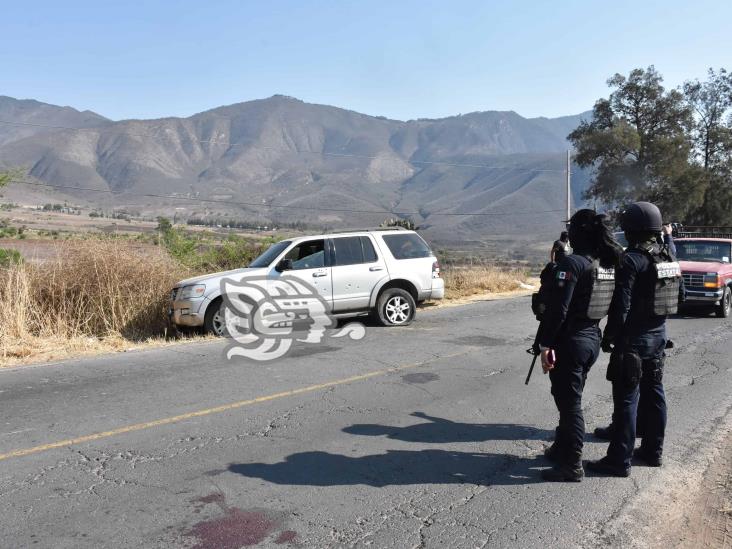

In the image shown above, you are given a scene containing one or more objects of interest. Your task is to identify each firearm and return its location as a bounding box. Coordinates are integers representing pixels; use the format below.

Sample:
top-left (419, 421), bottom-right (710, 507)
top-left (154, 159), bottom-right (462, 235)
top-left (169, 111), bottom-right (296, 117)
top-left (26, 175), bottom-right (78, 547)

top-left (525, 330), bottom-right (541, 385)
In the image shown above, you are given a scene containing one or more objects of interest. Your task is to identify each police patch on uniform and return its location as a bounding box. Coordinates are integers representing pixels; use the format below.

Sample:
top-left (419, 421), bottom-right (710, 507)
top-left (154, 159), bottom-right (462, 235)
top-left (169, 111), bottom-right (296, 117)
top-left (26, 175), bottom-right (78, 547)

top-left (556, 271), bottom-right (571, 280)
top-left (655, 262), bottom-right (681, 279)
top-left (596, 267), bottom-right (615, 280)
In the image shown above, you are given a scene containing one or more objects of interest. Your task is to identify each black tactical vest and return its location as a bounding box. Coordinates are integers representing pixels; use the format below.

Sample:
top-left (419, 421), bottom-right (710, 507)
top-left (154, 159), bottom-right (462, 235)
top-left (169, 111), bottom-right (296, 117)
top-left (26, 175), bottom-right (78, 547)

top-left (585, 259), bottom-right (615, 320)
top-left (632, 245), bottom-right (681, 316)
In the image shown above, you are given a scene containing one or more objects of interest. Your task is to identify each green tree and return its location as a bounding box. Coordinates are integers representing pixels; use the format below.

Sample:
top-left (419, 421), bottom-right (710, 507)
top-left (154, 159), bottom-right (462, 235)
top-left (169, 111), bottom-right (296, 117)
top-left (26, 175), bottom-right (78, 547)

top-left (569, 66), bottom-right (701, 220)
top-left (682, 69), bottom-right (732, 225)
top-left (383, 217), bottom-right (417, 230)
top-left (156, 216), bottom-right (173, 233)
top-left (683, 68), bottom-right (732, 170)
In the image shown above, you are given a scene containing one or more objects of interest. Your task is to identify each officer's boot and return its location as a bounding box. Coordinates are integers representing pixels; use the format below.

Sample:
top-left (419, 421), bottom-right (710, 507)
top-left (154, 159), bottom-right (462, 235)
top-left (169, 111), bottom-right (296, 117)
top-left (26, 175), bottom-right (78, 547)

top-left (543, 442), bottom-right (562, 463)
top-left (544, 427), bottom-right (564, 463)
top-left (541, 450), bottom-right (584, 482)
top-left (633, 447), bottom-right (662, 467)
top-left (593, 424), bottom-right (614, 440)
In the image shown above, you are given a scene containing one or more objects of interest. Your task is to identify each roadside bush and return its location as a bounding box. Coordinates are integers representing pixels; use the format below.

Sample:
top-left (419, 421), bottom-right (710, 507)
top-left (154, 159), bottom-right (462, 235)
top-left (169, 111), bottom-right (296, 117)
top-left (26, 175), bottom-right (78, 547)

top-left (198, 235), bottom-right (274, 271)
top-left (0, 248), bottom-right (22, 267)
top-left (0, 241), bottom-right (185, 347)
top-left (442, 266), bottom-right (529, 298)
top-left (159, 225), bottom-right (272, 271)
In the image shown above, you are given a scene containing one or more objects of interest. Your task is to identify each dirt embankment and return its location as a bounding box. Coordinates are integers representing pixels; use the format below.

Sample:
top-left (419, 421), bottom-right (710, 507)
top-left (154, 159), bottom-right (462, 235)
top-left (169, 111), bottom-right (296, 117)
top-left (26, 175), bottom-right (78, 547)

top-left (673, 430), bottom-right (732, 547)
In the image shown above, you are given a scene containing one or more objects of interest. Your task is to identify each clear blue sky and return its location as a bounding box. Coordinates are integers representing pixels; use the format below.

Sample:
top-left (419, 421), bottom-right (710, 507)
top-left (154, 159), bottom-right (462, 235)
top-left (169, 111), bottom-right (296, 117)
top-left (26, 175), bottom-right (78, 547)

top-left (3, 0), bottom-right (731, 121)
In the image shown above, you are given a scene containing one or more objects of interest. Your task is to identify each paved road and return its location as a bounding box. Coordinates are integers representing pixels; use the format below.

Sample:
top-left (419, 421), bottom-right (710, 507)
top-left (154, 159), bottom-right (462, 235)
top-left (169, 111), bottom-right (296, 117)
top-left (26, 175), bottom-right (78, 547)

top-left (1, 297), bottom-right (731, 548)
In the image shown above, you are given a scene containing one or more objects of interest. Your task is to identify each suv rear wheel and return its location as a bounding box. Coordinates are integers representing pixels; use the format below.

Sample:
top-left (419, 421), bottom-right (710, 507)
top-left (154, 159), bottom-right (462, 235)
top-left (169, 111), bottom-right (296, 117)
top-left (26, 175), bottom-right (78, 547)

top-left (376, 288), bottom-right (416, 326)
top-left (716, 287), bottom-right (731, 318)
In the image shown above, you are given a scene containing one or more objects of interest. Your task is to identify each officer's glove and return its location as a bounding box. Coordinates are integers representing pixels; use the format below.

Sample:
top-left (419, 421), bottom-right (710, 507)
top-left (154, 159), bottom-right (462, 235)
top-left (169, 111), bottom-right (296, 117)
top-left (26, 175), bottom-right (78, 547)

top-left (601, 336), bottom-right (614, 353)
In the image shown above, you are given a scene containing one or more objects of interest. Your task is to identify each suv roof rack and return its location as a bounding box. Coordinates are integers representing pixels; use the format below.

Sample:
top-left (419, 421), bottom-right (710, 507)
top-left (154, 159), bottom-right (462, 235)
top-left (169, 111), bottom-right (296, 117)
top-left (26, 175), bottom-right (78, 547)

top-left (322, 226), bottom-right (410, 234)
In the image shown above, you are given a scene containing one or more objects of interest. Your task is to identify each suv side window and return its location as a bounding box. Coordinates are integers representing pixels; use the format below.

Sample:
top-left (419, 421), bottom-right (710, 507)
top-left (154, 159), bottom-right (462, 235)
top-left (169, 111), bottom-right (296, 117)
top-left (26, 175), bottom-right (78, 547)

top-left (284, 239), bottom-right (325, 269)
top-left (382, 233), bottom-right (432, 259)
top-left (333, 236), bottom-right (366, 266)
top-left (361, 236), bottom-right (378, 262)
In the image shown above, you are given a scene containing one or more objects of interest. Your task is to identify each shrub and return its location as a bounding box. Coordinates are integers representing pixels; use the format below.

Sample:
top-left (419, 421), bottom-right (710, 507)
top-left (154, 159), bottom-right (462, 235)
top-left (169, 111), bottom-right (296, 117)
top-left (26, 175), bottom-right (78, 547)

top-left (0, 240), bottom-right (185, 345)
top-left (442, 266), bottom-right (529, 298)
top-left (0, 248), bottom-right (22, 267)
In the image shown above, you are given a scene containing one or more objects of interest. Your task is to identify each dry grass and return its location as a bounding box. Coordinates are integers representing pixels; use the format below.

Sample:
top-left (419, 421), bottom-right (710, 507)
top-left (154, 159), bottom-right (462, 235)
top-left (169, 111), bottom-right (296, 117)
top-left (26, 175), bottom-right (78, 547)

top-left (0, 240), bottom-right (187, 367)
top-left (0, 244), bottom-right (534, 367)
top-left (442, 265), bottom-right (531, 299)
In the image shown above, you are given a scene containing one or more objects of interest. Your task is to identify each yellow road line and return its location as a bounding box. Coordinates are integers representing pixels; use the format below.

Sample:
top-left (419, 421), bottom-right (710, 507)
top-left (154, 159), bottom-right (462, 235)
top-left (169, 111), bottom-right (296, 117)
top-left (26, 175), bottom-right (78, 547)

top-left (0, 350), bottom-right (471, 462)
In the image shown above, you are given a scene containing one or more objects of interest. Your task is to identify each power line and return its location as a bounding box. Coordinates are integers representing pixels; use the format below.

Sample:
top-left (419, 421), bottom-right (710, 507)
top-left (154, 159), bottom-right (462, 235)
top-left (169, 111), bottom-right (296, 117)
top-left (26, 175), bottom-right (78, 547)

top-left (7, 179), bottom-right (566, 217)
top-left (0, 118), bottom-right (571, 174)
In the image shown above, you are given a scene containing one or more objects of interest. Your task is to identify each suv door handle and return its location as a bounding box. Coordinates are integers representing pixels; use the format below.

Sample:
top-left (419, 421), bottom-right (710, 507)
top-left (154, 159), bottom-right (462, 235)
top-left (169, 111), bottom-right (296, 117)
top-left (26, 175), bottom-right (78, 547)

top-left (312, 271), bottom-right (327, 277)
top-left (369, 266), bottom-right (384, 271)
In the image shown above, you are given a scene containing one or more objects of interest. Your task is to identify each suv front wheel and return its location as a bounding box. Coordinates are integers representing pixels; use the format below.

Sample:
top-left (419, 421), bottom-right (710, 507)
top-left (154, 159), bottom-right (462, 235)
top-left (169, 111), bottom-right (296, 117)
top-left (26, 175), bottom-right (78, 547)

top-left (716, 287), bottom-right (731, 318)
top-left (376, 288), bottom-right (416, 326)
top-left (204, 298), bottom-right (229, 336)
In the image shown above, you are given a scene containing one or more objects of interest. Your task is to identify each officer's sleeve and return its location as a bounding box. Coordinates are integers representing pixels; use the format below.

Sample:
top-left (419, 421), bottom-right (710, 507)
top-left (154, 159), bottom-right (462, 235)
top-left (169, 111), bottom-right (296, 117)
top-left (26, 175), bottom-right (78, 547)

top-left (538, 257), bottom-right (581, 348)
top-left (603, 254), bottom-right (638, 343)
top-left (664, 234), bottom-right (677, 258)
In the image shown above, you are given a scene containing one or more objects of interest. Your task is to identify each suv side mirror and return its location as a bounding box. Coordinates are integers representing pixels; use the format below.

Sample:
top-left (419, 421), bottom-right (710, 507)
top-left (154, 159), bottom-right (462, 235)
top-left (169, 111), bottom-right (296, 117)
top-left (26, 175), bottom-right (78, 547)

top-left (275, 258), bottom-right (293, 272)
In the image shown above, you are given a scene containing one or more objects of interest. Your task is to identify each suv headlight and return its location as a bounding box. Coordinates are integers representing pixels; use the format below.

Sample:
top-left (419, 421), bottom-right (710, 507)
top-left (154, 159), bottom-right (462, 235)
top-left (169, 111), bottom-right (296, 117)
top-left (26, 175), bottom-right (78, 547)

top-left (179, 284), bottom-right (206, 299)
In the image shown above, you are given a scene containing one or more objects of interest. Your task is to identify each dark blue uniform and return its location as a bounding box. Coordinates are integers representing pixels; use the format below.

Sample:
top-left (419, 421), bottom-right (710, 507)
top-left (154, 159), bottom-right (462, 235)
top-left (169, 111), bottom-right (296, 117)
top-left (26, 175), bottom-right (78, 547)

top-left (538, 254), bottom-right (601, 464)
top-left (602, 242), bottom-right (669, 468)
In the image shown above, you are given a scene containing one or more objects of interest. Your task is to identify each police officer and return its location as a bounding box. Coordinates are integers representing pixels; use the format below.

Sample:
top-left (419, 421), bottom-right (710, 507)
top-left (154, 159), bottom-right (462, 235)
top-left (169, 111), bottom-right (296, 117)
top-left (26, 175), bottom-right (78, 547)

top-left (593, 221), bottom-right (677, 442)
top-left (587, 202), bottom-right (680, 476)
top-left (538, 209), bottom-right (623, 482)
top-left (551, 231), bottom-right (570, 263)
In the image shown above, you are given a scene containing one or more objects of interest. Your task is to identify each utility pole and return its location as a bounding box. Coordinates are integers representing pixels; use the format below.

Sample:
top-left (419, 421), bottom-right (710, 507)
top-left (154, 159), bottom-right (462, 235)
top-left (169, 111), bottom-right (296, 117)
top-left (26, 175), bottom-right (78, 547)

top-left (566, 150), bottom-right (571, 222)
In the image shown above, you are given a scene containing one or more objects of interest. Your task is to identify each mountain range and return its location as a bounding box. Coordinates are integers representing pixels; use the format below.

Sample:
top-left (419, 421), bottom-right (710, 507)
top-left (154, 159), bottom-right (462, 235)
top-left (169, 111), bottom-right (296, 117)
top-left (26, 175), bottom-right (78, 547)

top-left (0, 94), bottom-right (591, 247)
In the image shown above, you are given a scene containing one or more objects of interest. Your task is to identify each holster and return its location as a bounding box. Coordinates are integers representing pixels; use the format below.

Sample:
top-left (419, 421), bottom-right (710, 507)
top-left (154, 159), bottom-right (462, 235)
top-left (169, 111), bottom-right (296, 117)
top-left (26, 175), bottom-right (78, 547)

top-left (606, 350), bottom-right (622, 382)
top-left (610, 350), bottom-right (642, 389)
top-left (642, 356), bottom-right (665, 383)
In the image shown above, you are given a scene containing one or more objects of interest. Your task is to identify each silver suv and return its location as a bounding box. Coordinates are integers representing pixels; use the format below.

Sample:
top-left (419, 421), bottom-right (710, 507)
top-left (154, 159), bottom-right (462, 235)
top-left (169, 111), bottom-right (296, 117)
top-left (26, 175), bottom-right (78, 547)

top-left (169, 228), bottom-right (445, 335)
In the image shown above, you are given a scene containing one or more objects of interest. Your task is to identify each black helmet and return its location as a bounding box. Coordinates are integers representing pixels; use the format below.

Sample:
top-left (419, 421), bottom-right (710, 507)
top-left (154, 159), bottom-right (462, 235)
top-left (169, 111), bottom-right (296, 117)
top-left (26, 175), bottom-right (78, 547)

top-left (620, 202), bottom-right (663, 233)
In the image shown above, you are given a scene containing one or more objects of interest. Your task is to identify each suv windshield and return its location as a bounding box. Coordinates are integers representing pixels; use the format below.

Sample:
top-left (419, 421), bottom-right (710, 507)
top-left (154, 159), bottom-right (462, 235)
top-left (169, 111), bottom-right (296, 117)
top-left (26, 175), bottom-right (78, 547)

top-left (382, 233), bottom-right (433, 259)
top-left (676, 240), bottom-right (731, 263)
top-left (249, 240), bottom-right (292, 268)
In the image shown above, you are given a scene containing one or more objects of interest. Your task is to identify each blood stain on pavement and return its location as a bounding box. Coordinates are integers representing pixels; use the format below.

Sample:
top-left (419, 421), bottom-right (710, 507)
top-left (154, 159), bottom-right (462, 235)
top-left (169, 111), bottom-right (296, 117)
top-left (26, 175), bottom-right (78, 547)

top-left (275, 530), bottom-right (297, 544)
top-left (186, 508), bottom-right (278, 549)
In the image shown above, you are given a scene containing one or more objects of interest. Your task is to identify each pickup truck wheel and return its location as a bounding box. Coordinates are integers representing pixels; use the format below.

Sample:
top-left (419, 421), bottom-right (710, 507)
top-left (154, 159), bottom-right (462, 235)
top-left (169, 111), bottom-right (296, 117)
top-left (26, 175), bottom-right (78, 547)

top-left (204, 298), bottom-right (229, 336)
top-left (377, 288), bottom-right (416, 326)
top-left (716, 287), bottom-right (731, 318)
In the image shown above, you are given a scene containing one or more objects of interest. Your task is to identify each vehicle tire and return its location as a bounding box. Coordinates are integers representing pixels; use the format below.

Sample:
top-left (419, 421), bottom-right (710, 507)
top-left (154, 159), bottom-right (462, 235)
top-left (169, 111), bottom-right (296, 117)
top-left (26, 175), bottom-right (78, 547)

top-left (716, 287), bottom-right (731, 318)
top-left (203, 297), bottom-right (229, 336)
top-left (376, 288), bottom-right (416, 326)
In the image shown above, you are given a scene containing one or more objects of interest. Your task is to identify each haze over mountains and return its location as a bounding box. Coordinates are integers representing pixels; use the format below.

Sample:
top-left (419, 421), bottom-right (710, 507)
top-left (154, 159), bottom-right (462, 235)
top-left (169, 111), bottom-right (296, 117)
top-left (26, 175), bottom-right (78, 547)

top-left (0, 94), bottom-right (591, 245)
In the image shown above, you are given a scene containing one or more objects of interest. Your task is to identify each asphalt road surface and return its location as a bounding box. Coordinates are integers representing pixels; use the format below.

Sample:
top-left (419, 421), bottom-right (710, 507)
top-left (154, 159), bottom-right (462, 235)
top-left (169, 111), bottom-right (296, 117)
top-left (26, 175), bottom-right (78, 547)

top-left (1, 297), bottom-right (731, 548)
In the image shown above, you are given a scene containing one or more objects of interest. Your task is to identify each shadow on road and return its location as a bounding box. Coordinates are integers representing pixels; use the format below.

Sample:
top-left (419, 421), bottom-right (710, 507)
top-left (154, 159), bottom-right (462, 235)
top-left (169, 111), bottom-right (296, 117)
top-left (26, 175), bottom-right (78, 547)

top-left (227, 449), bottom-right (544, 487)
top-left (342, 412), bottom-right (553, 443)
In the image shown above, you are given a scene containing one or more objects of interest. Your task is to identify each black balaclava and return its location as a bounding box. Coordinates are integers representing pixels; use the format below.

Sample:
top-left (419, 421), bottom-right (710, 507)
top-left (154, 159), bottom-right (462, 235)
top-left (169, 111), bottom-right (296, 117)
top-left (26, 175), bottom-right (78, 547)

top-left (567, 209), bottom-right (597, 256)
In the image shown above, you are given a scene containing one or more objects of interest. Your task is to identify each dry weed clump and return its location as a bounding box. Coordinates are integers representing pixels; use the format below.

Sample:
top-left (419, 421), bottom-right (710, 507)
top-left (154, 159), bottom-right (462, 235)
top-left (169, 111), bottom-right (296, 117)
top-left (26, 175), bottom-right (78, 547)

top-left (442, 266), bottom-right (529, 299)
top-left (1, 240), bottom-right (185, 364)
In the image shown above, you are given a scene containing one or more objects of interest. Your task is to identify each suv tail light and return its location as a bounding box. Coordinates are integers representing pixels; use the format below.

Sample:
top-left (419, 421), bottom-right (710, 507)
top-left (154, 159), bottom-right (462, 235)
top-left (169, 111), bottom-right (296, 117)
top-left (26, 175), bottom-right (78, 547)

top-left (432, 260), bottom-right (440, 278)
top-left (703, 273), bottom-right (722, 288)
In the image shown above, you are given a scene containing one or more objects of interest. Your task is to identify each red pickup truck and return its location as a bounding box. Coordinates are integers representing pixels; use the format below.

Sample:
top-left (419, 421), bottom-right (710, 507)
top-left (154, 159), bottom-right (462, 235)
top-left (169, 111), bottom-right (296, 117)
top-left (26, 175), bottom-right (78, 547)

top-left (675, 234), bottom-right (732, 318)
